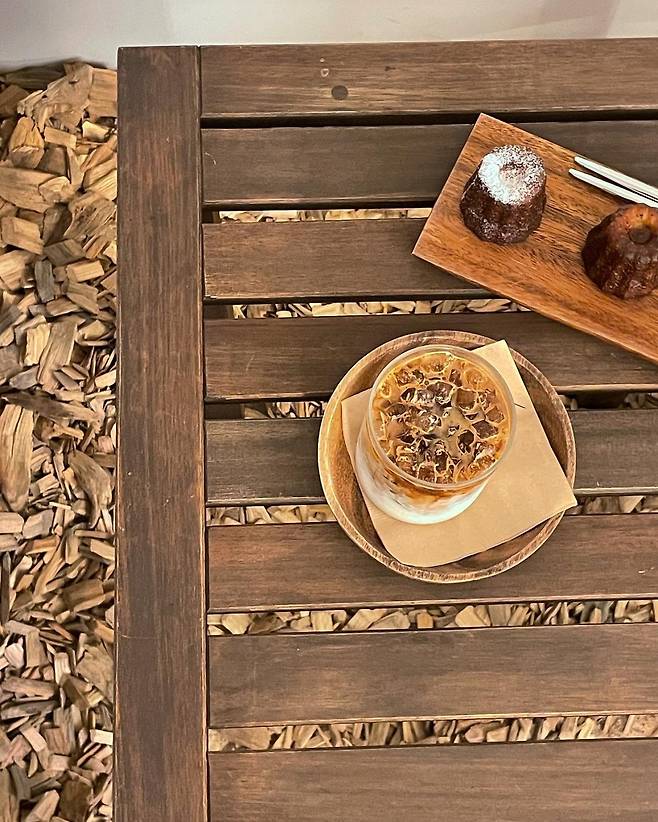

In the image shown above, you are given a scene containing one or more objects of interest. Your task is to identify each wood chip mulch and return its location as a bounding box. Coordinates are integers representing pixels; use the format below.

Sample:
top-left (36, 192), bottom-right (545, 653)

top-left (0, 63), bottom-right (116, 822)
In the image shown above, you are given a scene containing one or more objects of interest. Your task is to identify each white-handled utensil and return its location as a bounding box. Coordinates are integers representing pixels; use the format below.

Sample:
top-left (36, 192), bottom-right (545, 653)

top-left (569, 156), bottom-right (658, 207)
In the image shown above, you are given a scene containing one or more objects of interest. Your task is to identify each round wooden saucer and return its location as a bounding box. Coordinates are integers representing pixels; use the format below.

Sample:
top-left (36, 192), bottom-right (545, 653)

top-left (318, 331), bottom-right (576, 583)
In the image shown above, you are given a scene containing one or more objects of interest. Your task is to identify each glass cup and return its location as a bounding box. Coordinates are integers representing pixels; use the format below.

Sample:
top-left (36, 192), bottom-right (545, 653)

top-left (355, 344), bottom-right (516, 524)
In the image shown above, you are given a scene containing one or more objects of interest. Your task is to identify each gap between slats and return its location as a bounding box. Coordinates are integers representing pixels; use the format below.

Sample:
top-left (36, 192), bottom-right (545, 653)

top-left (207, 714), bottom-right (658, 753)
top-left (201, 109), bottom-right (658, 128)
top-left (207, 600), bottom-right (656, 640)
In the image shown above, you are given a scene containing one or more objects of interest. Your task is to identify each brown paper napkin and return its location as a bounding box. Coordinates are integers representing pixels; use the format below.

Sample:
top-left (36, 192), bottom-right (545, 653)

top-left (341, 340), bottom-right (577, 567)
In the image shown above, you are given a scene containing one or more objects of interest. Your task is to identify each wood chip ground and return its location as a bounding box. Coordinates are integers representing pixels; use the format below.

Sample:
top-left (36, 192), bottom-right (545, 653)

top-left (1, 64), bottom-right (656, 819)
top-left (0, 64), bottom-right (115, 822)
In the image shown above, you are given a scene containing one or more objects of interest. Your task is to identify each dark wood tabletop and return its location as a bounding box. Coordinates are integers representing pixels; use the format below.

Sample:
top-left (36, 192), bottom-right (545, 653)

top-left (117, 40), bottom-right (658, 822)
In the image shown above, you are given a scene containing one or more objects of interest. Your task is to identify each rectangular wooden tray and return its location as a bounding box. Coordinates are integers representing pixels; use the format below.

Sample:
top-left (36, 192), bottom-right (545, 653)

top-left (413, 113), bottom-right (658, 367)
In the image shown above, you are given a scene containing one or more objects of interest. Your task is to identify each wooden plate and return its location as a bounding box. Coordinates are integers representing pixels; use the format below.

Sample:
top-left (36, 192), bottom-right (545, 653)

top-left (413, 113), bottom-right (658, 366)
top-left (318, 331), bottom-right (575, 583)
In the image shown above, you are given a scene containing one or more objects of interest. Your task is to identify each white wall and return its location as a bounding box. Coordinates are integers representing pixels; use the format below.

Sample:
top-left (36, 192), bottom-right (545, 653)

top-left (3, 0), bottom-right (658, 69)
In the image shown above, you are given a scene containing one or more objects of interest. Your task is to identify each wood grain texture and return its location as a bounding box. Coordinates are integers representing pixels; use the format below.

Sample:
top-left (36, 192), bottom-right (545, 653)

top-left (200, 39), bottom-right (658, 119)
top-left (116, 47), bottom-right (206, 822)
top-left (203, 218), bottom-right (487, 302)
top-left (210, 741), bottom-right (658, 822)
top-left (204, 315), bottom-right (658, 401)
top-left (209, 623), bottom-right (658, 726)
top-left (207, 515), bottom-right (658, 611)
top-left (206, 411), bottom-right (658, 505)
top-left (415, 115), bottom-right (658, 366)
top-left (202, 120), bottom-right (658, 207)
top-left (316, 330), bottom-right (575, 583)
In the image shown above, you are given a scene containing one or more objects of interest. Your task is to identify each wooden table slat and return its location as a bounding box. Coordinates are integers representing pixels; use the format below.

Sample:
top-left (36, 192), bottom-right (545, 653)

top-left (201, 120), bottom-right (658, 207)
top-left (201, 39), bottom-right (658, 120)
top-left (114, 47), bottom-right (207, 822)
top-left (203, 218), bottom-right (489, 302)
top-left (116, 46), bottom-right (206, 822)
top-left (204, 315), bottom-right (658, 400)
top-left (210, 741), bottom-right (658, 822)
top-left (209, 623), bottom-right (658, 726)
top-left (207, 514), bottom-right (658, 611)
top-left (206, 411), bottom-right (658, 505)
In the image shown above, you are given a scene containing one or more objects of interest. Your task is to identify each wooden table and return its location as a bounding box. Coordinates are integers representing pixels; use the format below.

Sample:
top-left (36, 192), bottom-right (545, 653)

top-left (116, 40), bottom-right (658, 821)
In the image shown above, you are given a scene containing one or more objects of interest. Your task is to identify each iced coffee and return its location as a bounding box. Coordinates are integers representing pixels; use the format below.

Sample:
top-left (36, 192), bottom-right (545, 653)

top-left (355, 345), bottom-right (515, 524)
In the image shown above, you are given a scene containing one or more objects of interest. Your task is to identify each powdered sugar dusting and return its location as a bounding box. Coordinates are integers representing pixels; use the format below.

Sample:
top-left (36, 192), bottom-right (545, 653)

top-left (478, 145), bottom-right (545, 205)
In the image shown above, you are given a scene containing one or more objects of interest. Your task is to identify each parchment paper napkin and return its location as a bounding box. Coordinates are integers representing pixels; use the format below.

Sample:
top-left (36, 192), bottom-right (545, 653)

top-left (341, 340), bottom-right (576, 567)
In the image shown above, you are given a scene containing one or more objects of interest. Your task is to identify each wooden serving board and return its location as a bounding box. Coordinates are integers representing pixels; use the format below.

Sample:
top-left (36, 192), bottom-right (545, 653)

top-left (413, 113), bottom-right (658, 367)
